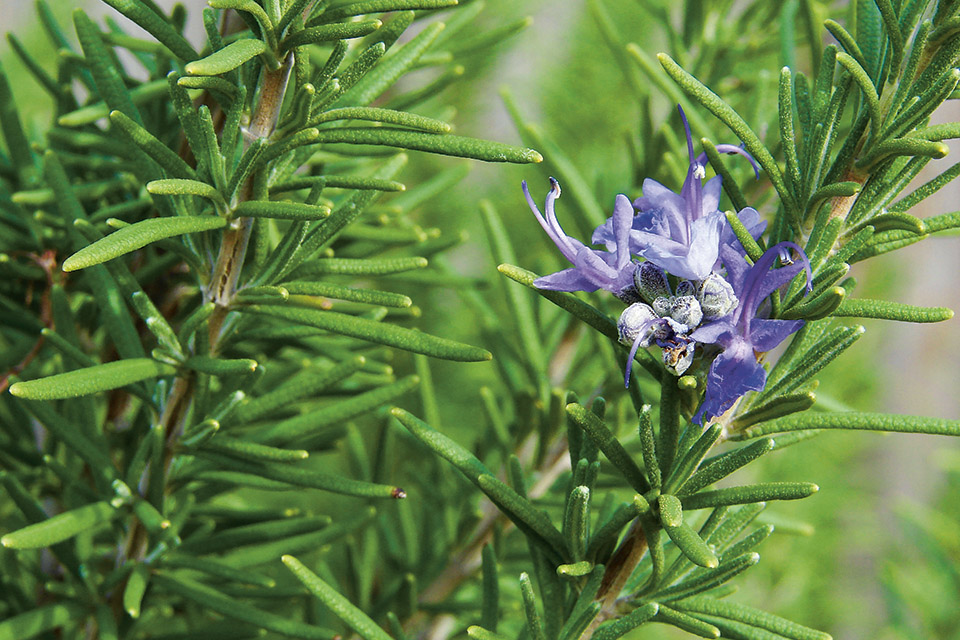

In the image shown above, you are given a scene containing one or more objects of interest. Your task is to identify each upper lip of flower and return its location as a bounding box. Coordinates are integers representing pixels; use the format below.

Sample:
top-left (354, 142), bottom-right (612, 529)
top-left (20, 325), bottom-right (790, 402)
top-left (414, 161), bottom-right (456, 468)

top-left (592, 105), bottom-right (762, 282)
top-left (523, 177), bottom-right (636, 294)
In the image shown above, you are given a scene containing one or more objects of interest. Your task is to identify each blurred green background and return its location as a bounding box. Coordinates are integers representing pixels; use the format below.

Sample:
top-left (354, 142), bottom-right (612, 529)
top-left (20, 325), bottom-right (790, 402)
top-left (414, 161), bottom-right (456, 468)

top-left (2, 1), bottom-right (959, 638)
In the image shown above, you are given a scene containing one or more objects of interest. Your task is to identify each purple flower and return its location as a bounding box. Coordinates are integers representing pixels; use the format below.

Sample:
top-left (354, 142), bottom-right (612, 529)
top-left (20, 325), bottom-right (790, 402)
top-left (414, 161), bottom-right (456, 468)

top-left (690, 242), bottom-right (812, 424)
top-left (593, 106), bottom-right (763, 280)
top-left (524, 177), bottom-right (637, 299)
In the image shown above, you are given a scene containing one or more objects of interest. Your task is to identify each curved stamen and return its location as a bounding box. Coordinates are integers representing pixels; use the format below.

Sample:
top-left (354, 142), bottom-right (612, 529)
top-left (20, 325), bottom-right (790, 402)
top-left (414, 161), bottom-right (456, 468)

top-left (624, 330), bottom-right (645, 388)
top-left (699, 144), bottom-right (761, 179)
top-left (522, 179), bottom-right (579, 263)
top-left (543, 177), bottom-right (581, 259)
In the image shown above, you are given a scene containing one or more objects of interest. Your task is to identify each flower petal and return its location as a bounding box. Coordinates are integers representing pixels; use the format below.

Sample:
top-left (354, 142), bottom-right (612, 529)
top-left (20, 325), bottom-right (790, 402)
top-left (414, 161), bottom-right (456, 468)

top-left (702, 175), bottom-right (722, 214)
top-left (533, 268), bottom-right (601, 292)
top-left (690, 320), bottom-right (735, 346)
top-left (749, 318), bottom-right (804, 352)
top-left (694, 338), bottom-right (766, 424)
top-left (612, 194), bottom-right (634, 271)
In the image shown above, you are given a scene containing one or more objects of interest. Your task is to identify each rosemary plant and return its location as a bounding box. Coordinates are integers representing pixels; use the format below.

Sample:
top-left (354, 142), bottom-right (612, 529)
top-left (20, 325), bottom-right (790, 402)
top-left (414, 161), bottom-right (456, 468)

top-left (1, 1), bottom-right (959, 640)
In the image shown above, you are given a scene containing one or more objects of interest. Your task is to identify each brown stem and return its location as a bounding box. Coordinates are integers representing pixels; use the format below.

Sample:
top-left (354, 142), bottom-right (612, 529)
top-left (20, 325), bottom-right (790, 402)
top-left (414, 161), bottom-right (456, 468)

top-left (113, 53), bottom-right (295, 617)
top-left (580, 519), bottom-right (649, 640)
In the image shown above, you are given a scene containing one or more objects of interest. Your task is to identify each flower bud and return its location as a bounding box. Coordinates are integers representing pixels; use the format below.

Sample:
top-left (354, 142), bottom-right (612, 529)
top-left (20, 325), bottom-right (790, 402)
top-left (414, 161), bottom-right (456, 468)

top-left (674, 280), bottom-right (696, 297)
top-left (634, 262), bottom-right (671, 303)
top-left (652, 296), bottom-right (672, 318)
top-left (652, 295), bottom-right (703, 331)
top-left (670, 295), bottom-right (703, 328)
top-left (617, 302), bottom-right (658, 346)
top-left (697, 273), bottom-right (738, 319)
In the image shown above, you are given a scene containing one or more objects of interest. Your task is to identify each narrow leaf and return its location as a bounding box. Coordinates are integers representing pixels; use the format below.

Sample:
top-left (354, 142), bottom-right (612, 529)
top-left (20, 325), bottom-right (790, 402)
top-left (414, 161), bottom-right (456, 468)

top-left (10, 359), bottom-right (176, 400)
top-left (659, 494), bottom-right (718, 569)
top-left (196, 451), bottom-right (405, 499)
top-left (336, 22), bottom-right (442, 107)
top-left (593, 603), bottom-right (660, 640)
top-left (246, 305), bottom-right (491, 361)
top-left (832, 298), bottom-right (954, 322)
top-left (315, 127), bottom-right (542, 163)
top-left (2, 501), bottom-right (119, 549)
top-left (249, 375), bottom-right (420, 445)
top-left (233, 201), bottom-right (331, 220)
top-left (151, 573), bottom-right (336, 639)
top-left (0, 603), bottom-right (88, 640)
top-left (566, 403), bottom-right (650, 493)
top-left (283, 555), bottom-right (394, 640)
top-left (738, 411), bottom-right (960, 438)
top-left (63, 216), bottom-right (226, 271)
top-left (110, 110), bottom-right (197, 180)
top-left (283, 20), bottom-right (383, 51)
top-left (186, 38), bottom-right (266, 75)
top-left (681, 482), bottom-right (819, 509)
top-left (678, 596), bottom-right (831, 640)
top-left (101, 0), bottom-right (198, 60)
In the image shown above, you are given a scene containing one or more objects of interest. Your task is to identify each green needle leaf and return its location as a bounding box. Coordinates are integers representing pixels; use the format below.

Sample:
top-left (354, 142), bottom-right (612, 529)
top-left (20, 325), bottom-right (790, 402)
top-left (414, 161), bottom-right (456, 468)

top-left (232, 201), bottom-right (331, 220)
top-left (74, 9), bottom-right (141, 125)
top-left (315, 128), bottom-right (542, 163)
top-left (109, 110), bottom-right (198, 180)
top-left (481, 545), bottom-right (500, 630)
top-left (654, 605), bottom-right (721, 639)
top-left (593, 603), bottom-right (660, 640)
top-left (678, 596), bottom-right (831, 640)
top-left (659, 494), bottom-right (718, 569)
top-left (100, 0), bottom-right (198, 60)
top-left (282, 284), bottom-right (411, 308)
top-left (2, 501), bottom-right (119, 549)
top-left (249, 376), bottom-right (420, 445)
top-left (147, 179), bottom-right (227, 208)
top-left (0, 603), bottom-right (88, 640)
top-left (283, 555), bottom-right (394, 640)
top-left (283, 20), bottom-right (383, 51)
top-left (835, 52), bottom-right (881, 139)
top-left (123, 565), bottom-right (149, 619)
top-left (730, 394), bottom-right (816, 431)
top-left (681, 482), bottom-right (819, 509)
top-left (161, 555), bottom-right (275, 588)
top-left (391, 408), bottom-right (566, 559)
top-left (10, 359), bottom-right (176, 400)
top-left (337, 21), bottom-right (442, 107)
top-left (662, 424), bottom-right (723, 496)
top-left (737, 411), bottom-right (960, 438)
top-left (198, 437), bottom-right (308, 463)
top-left (231, 357), bottom-right (365, 424)
top-left (293, 257), bottom-right (427, 277)
top-left (246, 305), bottom-right (491, 361)
top-left (309, 107), bottom-right (452, 133)
top-left (832, 298), bottom-right (954, 322)
top-left (654, 552), bottom-right (760, 602)
top-left (310, 0), bottom-right (458, 24)
top-left (151, 573), bottom-right (337, 639)
top-left (62, 216), bottom-right (227, 271)
top-left (196, 451), bottom-right (405, 499)
top-left (566, 403), bottom-right (650, 494)
top-left (185, 38), bottom-right (267, 75)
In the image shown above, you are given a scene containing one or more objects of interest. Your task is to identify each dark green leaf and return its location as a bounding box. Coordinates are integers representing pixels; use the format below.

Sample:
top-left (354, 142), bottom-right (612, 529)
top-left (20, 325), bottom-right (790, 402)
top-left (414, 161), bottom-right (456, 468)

top-left (10, 359), bottom-right (176, 400)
